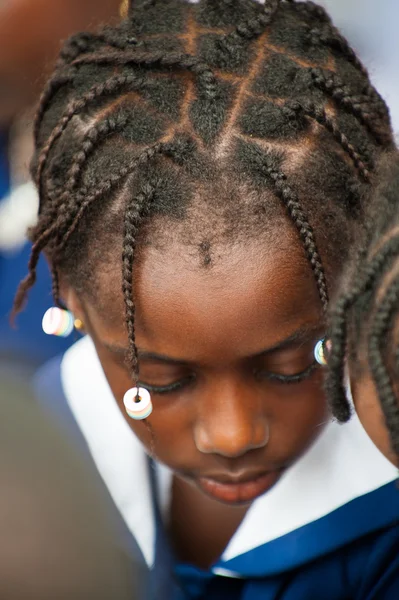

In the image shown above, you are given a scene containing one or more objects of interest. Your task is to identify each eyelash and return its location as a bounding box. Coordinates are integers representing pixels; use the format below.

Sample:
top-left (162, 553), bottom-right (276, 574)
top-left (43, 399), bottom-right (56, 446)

top-left (138, 376), bottom-right (195, 395)
top-left (138, 361), bottom-right (318, 395)
top-left (256, 360), bottom-right (318, 385)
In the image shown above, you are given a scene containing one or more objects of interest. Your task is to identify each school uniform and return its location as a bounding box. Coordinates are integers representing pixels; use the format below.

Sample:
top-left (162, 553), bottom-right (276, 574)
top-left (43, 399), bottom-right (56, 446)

top-left (34, 336), bottom-right (399, 600)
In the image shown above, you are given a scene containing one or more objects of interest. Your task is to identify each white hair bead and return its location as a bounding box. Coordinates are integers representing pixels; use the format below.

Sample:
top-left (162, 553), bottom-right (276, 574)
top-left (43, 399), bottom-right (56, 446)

top-left (123, 387), bottom-right (153, 420)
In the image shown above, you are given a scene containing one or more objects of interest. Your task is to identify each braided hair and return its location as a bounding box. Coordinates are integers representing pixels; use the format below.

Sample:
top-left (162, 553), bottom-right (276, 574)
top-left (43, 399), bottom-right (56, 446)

top-left (326, 155), bottom-right (399, 455)
top-left (14, 0), bottom-right (395, 393)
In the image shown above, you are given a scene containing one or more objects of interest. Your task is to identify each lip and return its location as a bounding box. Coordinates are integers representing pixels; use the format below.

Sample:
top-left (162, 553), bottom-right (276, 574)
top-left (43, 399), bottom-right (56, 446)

top-left (197, 470), bottom-right (284, 505)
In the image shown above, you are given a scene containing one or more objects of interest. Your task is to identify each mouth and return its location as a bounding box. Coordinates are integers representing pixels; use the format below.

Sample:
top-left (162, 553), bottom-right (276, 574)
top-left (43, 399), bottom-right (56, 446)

top-left (197, 469), bottom-right (284, 505)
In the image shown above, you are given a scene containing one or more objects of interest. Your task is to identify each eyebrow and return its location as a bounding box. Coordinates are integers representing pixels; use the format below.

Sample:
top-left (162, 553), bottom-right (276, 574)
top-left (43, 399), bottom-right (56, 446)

top-left (102, 323), bottom-right (321, 365)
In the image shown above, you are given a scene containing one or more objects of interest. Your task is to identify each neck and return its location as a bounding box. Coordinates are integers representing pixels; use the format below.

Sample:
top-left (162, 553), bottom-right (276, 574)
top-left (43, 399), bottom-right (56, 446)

top-left (169, 474), bottom-right (249, 570)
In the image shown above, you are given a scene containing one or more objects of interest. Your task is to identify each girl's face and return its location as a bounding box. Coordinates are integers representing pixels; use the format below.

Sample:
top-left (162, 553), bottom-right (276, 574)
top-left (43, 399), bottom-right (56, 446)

top-left (69, 233), bottom-right (328, 506)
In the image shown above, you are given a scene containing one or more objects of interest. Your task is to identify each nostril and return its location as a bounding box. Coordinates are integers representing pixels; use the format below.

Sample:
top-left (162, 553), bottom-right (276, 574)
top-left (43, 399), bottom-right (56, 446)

top-left (194, 420), bottom-right (270, 458)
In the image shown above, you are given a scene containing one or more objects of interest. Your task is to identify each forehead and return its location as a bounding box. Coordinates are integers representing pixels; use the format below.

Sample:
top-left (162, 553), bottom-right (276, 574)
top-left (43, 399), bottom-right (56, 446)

top-left (83, 227), bottom-right (323, 360)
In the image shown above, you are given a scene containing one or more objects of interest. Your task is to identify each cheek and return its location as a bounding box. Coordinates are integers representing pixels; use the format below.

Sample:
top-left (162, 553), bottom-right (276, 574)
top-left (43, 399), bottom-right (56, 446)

top-left (269, 371), bottom-right (329, 455)
top-left (98, 354), bottom-right (195, 464)
top-left (96, 344), bottom-right (329, 468)
top-left (352, 376), bottom-right (399, 468)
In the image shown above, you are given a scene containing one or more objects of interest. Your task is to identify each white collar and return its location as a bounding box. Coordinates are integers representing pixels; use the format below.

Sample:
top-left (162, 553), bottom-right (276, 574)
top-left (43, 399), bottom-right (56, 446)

top-left (61, 336), bottom-right (398, 568)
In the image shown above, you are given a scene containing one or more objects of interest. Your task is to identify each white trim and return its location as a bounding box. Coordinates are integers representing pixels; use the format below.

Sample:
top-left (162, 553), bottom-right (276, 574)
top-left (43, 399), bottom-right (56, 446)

top-left (222, 414), bottom-right (397, 561)
top-left (61, 336), bottom-right (156, 567)
top-left (61, 337), bottom-right (398, 567)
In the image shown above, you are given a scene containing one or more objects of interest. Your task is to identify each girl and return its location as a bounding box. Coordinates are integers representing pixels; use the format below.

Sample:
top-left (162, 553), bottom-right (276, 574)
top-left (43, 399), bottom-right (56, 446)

top-left (15, 1), bottom-right (399, 598)
top-left (327, 155), bottom-right (399, 468)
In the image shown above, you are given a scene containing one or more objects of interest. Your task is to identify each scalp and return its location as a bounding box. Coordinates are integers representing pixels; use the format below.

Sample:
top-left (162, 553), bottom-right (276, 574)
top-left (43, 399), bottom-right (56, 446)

top-left (14, 0), bottom-right (396, 385)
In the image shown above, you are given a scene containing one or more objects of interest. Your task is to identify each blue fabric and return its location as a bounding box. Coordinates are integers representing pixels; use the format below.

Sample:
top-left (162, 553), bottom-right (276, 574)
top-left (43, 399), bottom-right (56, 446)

top-left (0, 130), bottom-right (10, 199)
top-left (175, 525), bottom-right (399, 599)
top-left (34, 356), bottom-right (399, 600)
top-left (33, 356), bottom-right (149, 594)
top-left (219, 483), bottom-right (399, 577)
top-left (0, 247), bottom-right (73, 364)
top-left (0, 133), bottom-right (73, 364)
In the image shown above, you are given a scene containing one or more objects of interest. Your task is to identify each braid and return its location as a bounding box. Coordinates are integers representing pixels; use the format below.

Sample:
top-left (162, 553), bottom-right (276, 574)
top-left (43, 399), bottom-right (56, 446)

top-left (51, 112), bottom-right (130, 197)
top-left (292, 1), bottom-right (331, 24)
top-left (222, 0), bottom-right (279, 44)
top-left (57, 32), bottom-right (101, 66)
top-left (56, 143), bottom-right (169, 253)
top-left (308, 21), bottom-right (369, 79)
top-left (310, 68), bottom-right (393, 148)
top-left (368, 275), bottom-right (399, 455)
top-left (33, 69), bottom-right (76, 145)
top-left (71, 49), bottom-right (221, 102)
top-left (122, 180), bottom-right (155, 380)
top-left (51, 264), bottom-right (62, 308)
top-left (13, 142), bottom-right (169, 314)
top-left (286, 100), bottom-right (372, 181)
top-left (326, 234), bottom-right (399, 421)
top-left (35, 73), bottom-right (146, 191)
top-left (38, 113), bottom-right (131, 247)
top-left (245, 140), bottom-right (329, 309)
top-left (267, 165), bottom-right (329, 309)
top-left (16, 0), bottom-right (395, 415)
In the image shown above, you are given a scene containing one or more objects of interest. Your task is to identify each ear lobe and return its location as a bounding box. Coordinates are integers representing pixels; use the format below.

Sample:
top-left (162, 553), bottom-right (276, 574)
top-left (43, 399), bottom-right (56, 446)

top-left (62, 287), bottom-right (84, 323)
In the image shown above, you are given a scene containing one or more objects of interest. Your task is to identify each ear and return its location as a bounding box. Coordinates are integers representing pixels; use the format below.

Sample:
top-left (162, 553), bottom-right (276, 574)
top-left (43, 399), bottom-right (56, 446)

top-left (60, 282), bottom-right (85, 323)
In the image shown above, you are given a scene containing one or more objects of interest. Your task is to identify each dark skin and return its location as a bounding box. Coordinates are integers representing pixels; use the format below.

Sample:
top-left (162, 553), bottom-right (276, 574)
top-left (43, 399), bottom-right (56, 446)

top-left (65, 228), bottom-right (329, 569)
top-left (348, 241), bottom-right (399, 468)
top-left (350, 370), bottom-right (399, 468)
top-left (349, 272), bottom-right (399, 468)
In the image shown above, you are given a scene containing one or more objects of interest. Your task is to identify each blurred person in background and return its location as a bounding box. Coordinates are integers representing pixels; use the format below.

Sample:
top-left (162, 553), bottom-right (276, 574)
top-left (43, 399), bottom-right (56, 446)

top-left (0, 0), bottom-right (122, 124)
top-left (0, 384), bottom-right (146, 599)
top-left (0, 0), bottom-right (123, 395)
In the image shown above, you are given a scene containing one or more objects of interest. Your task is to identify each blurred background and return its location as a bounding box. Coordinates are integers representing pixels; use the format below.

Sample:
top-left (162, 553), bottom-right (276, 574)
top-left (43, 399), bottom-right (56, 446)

top-left (0, 0), bottom-right (123, 400)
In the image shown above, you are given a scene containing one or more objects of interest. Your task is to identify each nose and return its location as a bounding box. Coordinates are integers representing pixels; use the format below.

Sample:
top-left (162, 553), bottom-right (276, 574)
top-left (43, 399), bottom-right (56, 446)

top-left (193, 378), bottom-right (269, 458)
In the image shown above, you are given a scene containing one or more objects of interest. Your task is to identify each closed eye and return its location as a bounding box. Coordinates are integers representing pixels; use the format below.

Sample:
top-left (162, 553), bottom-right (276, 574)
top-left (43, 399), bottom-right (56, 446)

top-left (138, 375), bottom-right (195, 395)
top-left (255, 360), bottom-right (318, 384)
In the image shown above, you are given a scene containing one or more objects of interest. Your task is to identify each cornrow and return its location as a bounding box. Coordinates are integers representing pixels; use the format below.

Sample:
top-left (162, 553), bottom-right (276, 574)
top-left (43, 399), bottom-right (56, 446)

top-left (15, 0), bottom-right (395, 397)
top-left (308, 20), bottom-right (369, 79)
top-left (13, 140), bottom-right (168, 317)
top-left (246, 141), bottom-right (329, 309)
top-left (368, 275), bottom-right (399, 455)
top-left (291, 0), bottom-right (331, 24)
top-left (285, 100), bottom-right (372, 181)
top-left (57, 32), bottom-right (101, 66)
top-left (55, 142), bottom-right (170, 253)
top-left (310, 68), bottom-right (393, 148)
top-left (35, 72), bottom-right (146, 191)
top-left (70, 50), bottom-right (219, 97)
top-left (219, 0), bottom-right (279, 47)
top-left (33, 68), bottom-right (77, 145)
